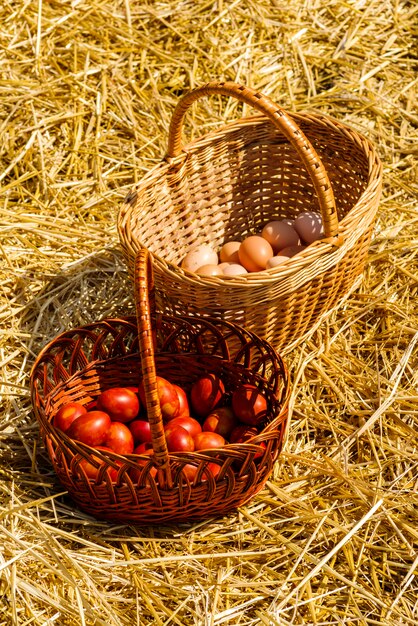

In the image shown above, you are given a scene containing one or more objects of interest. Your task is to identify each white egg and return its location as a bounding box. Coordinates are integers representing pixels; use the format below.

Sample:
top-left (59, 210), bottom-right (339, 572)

top-left (181, 244), bottom-right (218, 273)
top-left (293, 212), bottom-right (324, 244)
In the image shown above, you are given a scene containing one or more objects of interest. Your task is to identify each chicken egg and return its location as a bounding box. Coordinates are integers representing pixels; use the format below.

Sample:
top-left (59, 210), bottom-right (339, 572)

top-left (238, 236), bottom-right (274, 272)
top-left (279, 244), bottom-right (306, 258)
top-left (219, 241), bottom-right (241, 264)
top-left (293, 212), bottom-right (324, 244)
top-left (261, 220), bottom-right (300, 254)
top-left (181, 244), bottom-right (218, 273)
top-left (222, 263), bottom-right (248, 276)
top-left (195, 264), bottom-right (223, 277)
top-left (266, 255), bottom-right (290, 268)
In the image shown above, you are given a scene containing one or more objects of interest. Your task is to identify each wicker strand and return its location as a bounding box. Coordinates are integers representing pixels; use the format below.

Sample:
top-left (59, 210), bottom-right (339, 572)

top-left (134, 251), bottom-right (173, 488)
top-left (166, 81), bottom-right (340, 243)
top-left (118, 85), bottom-right (382, 354)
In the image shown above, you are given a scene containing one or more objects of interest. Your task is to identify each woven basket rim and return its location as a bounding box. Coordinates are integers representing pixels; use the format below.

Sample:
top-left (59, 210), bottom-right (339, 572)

top-left (30, 313), bottom-right (290, 518)
top-left (32, 313), bottom-right (291, 436)
top-left (118, 111), bottom-right (382, 287)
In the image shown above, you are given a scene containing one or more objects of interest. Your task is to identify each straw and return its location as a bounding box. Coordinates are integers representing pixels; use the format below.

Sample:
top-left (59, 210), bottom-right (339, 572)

top-left (1, 0), bottom-right (417, 623)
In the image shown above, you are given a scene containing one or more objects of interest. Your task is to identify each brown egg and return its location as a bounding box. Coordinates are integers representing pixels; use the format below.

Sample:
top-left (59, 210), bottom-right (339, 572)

top-left (261, 220), bottom-right (300, 254)
top-left (238, 236), bottom-right (273, 272)
top-left (279, 245), bottom-right (306, 258)
top-left (181, 245), bottom-right (218, 273)
top-left (195, 264), bottom-right (223, 277)
top-left (219, 241), bottom-right (241, 264)
top-left (222, 263), bottom-right (248, 276)
top-left (293, 212), bottom-right (324, 244)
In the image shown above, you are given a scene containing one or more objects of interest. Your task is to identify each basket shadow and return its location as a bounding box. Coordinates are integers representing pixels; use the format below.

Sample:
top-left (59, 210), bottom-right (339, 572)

top-left (12, 247), bottom-right (148, 529)
top-left (22, 247), bottom-right (137, 361)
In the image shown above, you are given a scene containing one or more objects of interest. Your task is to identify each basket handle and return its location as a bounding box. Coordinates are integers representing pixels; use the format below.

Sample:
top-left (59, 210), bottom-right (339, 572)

top-left (166, 81), bottom-right (342, 245)
top-left (134, 249), bottom-right (172, 487)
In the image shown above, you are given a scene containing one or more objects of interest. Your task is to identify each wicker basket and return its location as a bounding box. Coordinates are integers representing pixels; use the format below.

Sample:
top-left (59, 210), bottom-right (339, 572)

top-left (118, 81), bottom-right (382, 354)
top-left (30, 250), bottom-right (289, 524)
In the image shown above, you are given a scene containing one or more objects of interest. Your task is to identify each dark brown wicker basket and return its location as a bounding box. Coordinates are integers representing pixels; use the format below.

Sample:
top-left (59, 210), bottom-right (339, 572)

top-left (30, 250), bottom-right (290, 524)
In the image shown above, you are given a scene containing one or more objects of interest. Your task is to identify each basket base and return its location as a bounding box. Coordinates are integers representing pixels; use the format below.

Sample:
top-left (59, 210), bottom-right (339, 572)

top-left (57, 466), bottom-right (272, 525)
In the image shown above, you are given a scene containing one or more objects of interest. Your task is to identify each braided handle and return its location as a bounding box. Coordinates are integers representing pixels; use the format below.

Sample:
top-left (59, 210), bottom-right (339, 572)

top-left (134, 249), bottom-right (172, 487)
top-left (166, 81), bottom-right (341, 244)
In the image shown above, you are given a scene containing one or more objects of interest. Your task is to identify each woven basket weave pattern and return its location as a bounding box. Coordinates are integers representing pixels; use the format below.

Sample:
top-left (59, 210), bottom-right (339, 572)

top-left (118, 83), bottom-right (382, 354)
top-left (30, 252), bottom-right (290, 523)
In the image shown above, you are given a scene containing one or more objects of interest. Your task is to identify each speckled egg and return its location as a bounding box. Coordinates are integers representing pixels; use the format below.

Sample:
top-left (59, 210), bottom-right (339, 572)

top-left (181, 245), bottom-right (218, 273)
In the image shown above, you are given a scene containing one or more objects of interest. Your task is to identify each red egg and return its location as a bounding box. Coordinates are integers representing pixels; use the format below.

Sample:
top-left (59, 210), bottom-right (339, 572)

top-left (190, 373), bottom-right (225, 418)
top-left (202, 407), bottom-right (238, 439)
top-left (96, 387), bottom-right (140, 423)
top-left (53, 402), bottom-right (87, 432)
top-left (128, 419), bottom-right (152, 445)
top-left (76, 446), bottom-right (121, 482)
top-left (166, 416), bottom-right (202, 439)
top-left (232, 384), bottom-right (268, 426)
top-left (66, 411), bottom-right (112, 447)
top-left (193, 431), bottom-right (225, 451)
top-left (104, 422), bottom-right (134, 455)
top-left (164, 425), bottom-right (195, 453)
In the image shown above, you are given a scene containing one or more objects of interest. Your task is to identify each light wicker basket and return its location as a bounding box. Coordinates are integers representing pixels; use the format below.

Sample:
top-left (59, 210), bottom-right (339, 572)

top-left (30, 250), bottom-right (289, 524)
top-left (118, 81), bottom-right (383, 355)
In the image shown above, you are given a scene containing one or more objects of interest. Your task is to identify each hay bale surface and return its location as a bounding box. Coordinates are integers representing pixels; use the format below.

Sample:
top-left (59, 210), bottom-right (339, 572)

top-left (1, 1), bottom-right (417, 624)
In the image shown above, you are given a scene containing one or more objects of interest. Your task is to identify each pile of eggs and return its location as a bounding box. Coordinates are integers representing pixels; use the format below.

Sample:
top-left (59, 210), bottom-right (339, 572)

top-left (180, 211), bottom-right (324, 277)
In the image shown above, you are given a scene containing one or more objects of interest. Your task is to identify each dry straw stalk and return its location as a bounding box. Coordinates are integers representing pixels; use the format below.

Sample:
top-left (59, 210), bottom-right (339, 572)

top-left (1, 0), bottom-right (417, 624)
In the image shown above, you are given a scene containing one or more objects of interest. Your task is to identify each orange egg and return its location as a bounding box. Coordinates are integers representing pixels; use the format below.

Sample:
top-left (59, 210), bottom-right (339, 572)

top-left (238, 236), bottom-right (273, 272)
top-left (219, 241), bottom-right (241, 264)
